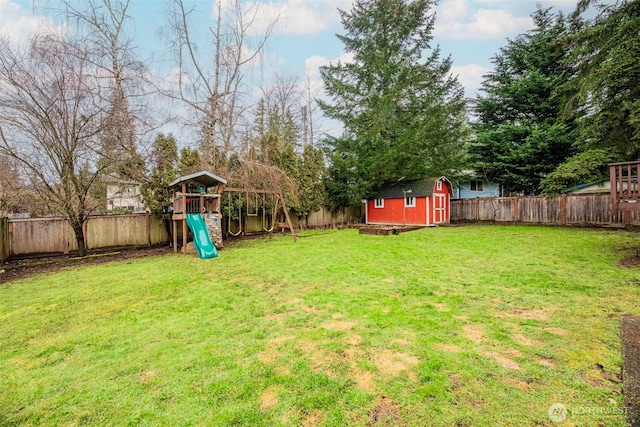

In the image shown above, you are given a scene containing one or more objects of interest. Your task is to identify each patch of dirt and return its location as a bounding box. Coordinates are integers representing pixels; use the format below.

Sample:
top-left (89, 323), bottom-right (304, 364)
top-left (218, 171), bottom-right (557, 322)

top-left (581, 363), bottom-right (622, 392)
top-left (374, 349), bottom-right (419, 380)
top-left (446, 373), bottom-right (464, 392)
top-left (342, 335), bottom-right (377, 393)
top-left (544, 327), bottom-right (568, 335)
top-left (259, 335), bottom-right (294, 365)
top-left (621, 255), bottom-right (640, 268)
top-left (347, 334), bottom-right (363, 346)
top-left (369, 396), bottom-right (404, 427)
top-left (332, 312), bottom-right (344, 319)
top-left (432, 302), bottom-right (449, 312)
top-left (513, 333), bottom-right (541, 346)
top-left (1, 246), bottom-right (171, 284)
top-left (463, 324), bottom-right (484, 344)
top-left (499, 376), bottom-right (528, 391)
top-left (259, 387), bottom-right (279, 410)
top-left (351, 366), bottom-right (377, 393)
top-left (497, 309), bottom-right (549, 320)
top-left (321, 320), bottom-right (355, 332)
top-left (538, 358), bottom-right (556, 368)
top-left (483, 351), bottom-right (521, 370)
top-left (436, 343), bottom-right (464, 353)
top-left (298, 340), bottom-right (339, 377)
top-left (138, 369), bottom-right (157, 384)
top-left (302, 409), bottom-right (325, 427)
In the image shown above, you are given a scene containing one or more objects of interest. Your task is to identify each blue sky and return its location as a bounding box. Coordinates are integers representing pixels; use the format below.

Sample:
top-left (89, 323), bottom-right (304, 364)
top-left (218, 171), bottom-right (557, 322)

top-left (0, 0), bottom-right (589, 98)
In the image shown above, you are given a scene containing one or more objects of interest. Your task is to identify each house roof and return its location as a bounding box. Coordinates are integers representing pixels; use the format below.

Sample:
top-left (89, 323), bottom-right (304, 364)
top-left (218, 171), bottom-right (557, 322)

top-left (169, 171), bottom-right (227, 188)
top-left (373, 177), bottom-right (452, 199)
top-left (562, 178), bottom-right (610, 194)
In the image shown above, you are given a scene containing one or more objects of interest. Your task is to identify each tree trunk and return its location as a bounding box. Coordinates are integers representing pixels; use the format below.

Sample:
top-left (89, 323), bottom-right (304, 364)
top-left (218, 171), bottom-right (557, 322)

top-left (71, 222), bottom-right (87, 257)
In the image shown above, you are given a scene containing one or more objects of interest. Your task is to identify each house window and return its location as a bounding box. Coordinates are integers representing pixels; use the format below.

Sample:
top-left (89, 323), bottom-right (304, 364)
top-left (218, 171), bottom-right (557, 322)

top-left (374, 198), bottom-right (384, 208)
top-left (405, 196), bottom-right (416, 207)
top-left (437, 181), bottom-right (442, 191)
top-left (470, 180), bottom-right (484, 192)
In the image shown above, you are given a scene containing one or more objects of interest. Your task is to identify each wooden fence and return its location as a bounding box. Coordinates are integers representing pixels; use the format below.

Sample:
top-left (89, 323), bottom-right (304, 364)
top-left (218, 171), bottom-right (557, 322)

top-left (451, 193), bottom-right (640, 226)
top-left (4, 205), bottom-right (366, 260)
top-left (9, 213), bottom-right (169, 258)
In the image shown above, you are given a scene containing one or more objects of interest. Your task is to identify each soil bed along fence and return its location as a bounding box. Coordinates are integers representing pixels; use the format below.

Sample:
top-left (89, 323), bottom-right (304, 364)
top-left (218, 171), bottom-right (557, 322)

top-left (451, 193), bottom-right (639, 227)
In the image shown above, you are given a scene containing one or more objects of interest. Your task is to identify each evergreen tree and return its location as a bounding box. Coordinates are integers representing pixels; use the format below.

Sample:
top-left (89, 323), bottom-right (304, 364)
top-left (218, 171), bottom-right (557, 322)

top-left (538, 1), bottom-right (640, 194)
top-left (178, 147), bottom-right (202, 176)
top-left (565, 1), bottom-right (640, 159)
top-left (140, 133), bottom-right (178, 226)
top-left (471, 7), bottom-right (576, 195)
top-left (319, 0), bottom-right (467, 207)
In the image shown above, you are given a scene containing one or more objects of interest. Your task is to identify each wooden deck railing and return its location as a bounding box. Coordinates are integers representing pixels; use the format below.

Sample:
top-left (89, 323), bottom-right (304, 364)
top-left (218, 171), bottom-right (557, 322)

top-left (609, 161), bottom-right (640, 210)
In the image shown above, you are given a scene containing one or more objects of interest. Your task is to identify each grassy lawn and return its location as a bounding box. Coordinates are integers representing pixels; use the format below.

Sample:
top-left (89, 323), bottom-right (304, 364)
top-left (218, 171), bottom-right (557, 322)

top-left (1, 225), bottom-right (639, 426)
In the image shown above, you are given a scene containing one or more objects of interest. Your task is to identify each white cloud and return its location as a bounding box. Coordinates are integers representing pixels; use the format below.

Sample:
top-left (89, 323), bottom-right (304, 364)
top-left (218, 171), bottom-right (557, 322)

top-left (0, 0), bottom-right (59, 45)
top-left (215, 0), bottom-right (353, 36)
top-left (450, 63), bottom-right (490, 98)
top-left (435, 0), bottom-right (533, 40)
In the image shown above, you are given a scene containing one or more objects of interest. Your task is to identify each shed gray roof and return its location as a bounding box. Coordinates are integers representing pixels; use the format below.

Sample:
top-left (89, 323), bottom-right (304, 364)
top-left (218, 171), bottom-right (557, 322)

top-left (373, 177), bottom-right (452, 199)
top-left (169, 171), bottom-right (227, 188)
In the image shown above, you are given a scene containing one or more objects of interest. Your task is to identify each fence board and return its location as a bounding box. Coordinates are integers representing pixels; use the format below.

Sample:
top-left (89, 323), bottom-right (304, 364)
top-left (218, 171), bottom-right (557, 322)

top-left (519, 196), bottom-right (562, 224)
top-left (479, 198), bottom-right (516, 222)
top-left (10, 217), bottom-right (76, 256)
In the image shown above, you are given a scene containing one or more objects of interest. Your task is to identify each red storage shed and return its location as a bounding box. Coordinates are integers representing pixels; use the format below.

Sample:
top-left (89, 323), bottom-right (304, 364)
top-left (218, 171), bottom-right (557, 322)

top-left (365, 177), bottom-right (452, 226)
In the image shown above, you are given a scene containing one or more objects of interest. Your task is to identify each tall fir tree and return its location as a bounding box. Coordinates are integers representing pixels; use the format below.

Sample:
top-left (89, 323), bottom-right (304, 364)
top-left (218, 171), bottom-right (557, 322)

top-left (319, 0), bottom-right (467, 207)
top-left (140, 133), bottom-right (179, 235)
top-left (471, 6), bottom-right (576, 195)
top-left (540, 0), bottom-right (640, 195)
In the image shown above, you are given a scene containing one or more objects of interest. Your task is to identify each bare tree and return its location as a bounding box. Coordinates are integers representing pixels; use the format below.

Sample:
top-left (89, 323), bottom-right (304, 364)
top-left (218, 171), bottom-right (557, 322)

top-left (53, 0), bottom-right (149, 180)
top-left (0, 155), bottom-right (20, 216)
top-left (0, 34), bottom-right (109, 256)
top-left (163, 0), bottom-right (278, 171)
top-left (301, 70), bottom-right (324, 148)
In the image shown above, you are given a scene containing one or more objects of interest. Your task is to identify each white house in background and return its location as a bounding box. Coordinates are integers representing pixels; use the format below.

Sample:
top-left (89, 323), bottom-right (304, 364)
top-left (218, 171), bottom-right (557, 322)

top-left (562, 178), bottom-right (610, 194)
top-left (103, 175), bottom-right (146, 212)
top-left (453, 171), bottom-right (502, 199)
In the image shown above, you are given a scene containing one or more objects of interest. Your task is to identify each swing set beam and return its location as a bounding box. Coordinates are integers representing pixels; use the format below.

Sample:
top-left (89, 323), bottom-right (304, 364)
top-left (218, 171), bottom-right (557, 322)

top-left (223, 188), bottom-right (297, 242)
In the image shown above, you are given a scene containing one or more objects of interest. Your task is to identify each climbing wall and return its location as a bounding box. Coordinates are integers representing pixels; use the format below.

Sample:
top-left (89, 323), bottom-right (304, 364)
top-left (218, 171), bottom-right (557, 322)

top-left (204, 213), bottom-right (223, 249)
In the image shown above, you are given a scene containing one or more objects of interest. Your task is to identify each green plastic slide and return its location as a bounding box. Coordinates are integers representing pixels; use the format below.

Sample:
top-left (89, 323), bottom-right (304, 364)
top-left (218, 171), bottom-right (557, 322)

top-left (185, 213), bottom-right (218, 259)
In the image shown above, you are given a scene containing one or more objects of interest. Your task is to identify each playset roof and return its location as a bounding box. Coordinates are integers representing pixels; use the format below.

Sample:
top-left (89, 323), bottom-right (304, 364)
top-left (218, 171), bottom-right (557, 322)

top-left (169, 171), bottom-right (227, 189)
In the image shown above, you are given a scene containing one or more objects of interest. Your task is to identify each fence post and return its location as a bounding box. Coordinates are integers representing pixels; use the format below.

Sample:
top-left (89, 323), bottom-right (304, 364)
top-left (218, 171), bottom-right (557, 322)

top-left (561, 194), bottom-right (567, 225)
top-left (513, 196), bottom-right (519, 222)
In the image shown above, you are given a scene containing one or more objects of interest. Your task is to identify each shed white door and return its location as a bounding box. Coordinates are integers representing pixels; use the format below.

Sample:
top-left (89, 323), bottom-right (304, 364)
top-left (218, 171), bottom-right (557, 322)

top-left (434, 194), bottom-right (446, 224)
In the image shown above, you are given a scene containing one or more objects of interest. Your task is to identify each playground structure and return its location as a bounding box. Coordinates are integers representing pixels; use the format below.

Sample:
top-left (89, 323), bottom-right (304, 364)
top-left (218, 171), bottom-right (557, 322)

top-left (224, 187), bottom-right (296, 242)
top-left (609, 160), bottom-right (640, 210)
top-left (170, 171), bottom-right (226, 259)
top-left (170, 171), bottom-right (297, 259)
